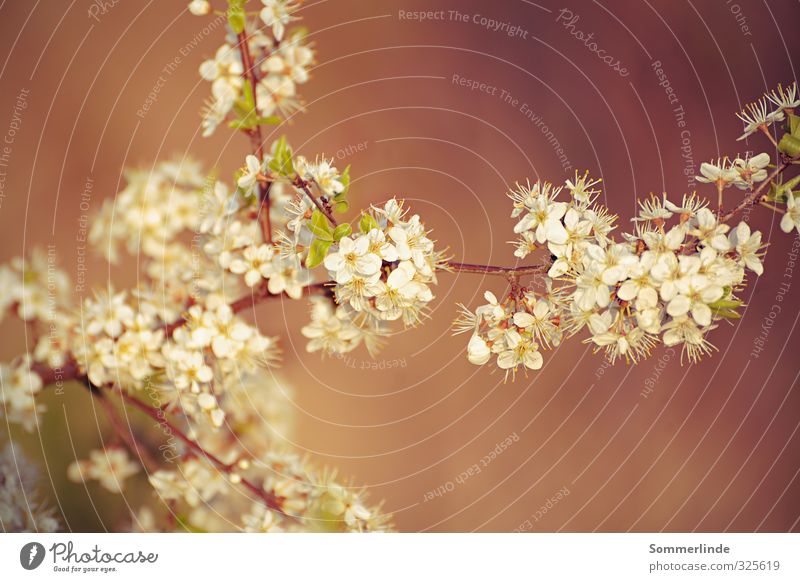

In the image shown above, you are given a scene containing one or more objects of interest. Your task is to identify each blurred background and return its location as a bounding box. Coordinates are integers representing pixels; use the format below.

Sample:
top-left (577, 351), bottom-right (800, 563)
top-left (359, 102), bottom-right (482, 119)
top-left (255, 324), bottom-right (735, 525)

top-left (1, 0), bottom-right (799, 532)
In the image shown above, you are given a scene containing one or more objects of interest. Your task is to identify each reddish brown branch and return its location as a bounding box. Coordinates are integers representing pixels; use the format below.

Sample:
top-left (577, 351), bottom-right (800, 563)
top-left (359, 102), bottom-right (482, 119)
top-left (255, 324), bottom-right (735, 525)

top-left (446, 261), bottom-right (549, 276)
top-left (91, 387), bottom-right (159, 473)
top-left (114, 388), bottom-right (292, 518)
top-left (719, 160), bottom-right (792, 224)
top-left (258, 181), bottom-right (274, 244)
top-left (292, 176), bottom-right (337, 226)
top-left (163, 281), bottom-right (331, 337)
top-left (236, 29), bottom-right (273, 244)
top-left (236, 30), bottom-right (264, 160)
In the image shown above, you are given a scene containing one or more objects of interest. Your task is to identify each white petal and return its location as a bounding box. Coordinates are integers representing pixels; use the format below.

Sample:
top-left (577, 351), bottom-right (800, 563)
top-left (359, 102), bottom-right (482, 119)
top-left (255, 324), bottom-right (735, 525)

top-left (513, 312), bottom-right (535, 328)
top-left (667, 295), bottom-right (691, 317)
top-left (524, 350), bottom-right (543, 370)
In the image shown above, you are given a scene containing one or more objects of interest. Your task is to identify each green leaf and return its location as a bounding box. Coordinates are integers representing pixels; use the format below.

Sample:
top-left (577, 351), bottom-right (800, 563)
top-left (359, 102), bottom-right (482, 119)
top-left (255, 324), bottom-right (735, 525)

top-left (339, 165), bottom-right (351, 194)
top-left (255, 116), bottom-right (282, 126)
top-left (226, 0), bottom-right (246, 33)
top-left (712, 309), bottom-right (742, 320)
top-left (232, 99), bottom-right (251, 120)
top-left (291, 26), bottom-right (310, 39)
top-left (788, 113), bottom-right (800, 137)
top-left (778, 133), bottom-right (800, 158)
top-left (268, 136), bottom-right (294, 176)
top-left (176, 515), bottom-right (208, 534)
top-left (308, 209), bottom-right (333, 240)
top-left (242, 82), bottom-right (256, 111)
top-left (228, 118), bottom-right (253, 130)
top-left (710, 295), bottom-right (743, 319)
top-left (772, 174), bottom-right (800, 202)
top-left (306, 238), bottom-right (332, 269)
top-left (359, 213), bottom-right (379, 233)
top-left (333, 223), bottom-right (352, 241)
top-left (333, 200), bottom-right (349, 213)
top-left (709, 298), bottom-right (743, 310)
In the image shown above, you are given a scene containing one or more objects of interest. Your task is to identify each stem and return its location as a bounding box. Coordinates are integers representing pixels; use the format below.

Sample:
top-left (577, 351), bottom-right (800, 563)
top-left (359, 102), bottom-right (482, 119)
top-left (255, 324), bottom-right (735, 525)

top-left (759, 124), bottom-right (779, 149)
top-left (163, 281), bottom-right (330, 337)
top-left (236, 30), bottom-right (273, 244)
top-left (258, 181), bottom-right (273, 244)
top-left (446, 261), bottom-right (549, 276)
top-left (236, 31), bottom-right (264, 160)
top-left (90, 386), bottom-right (159, 473)
top-left (718, 161), bottom-right (792, 224)
top-left (759, 200), bottom-right (785, 214)
top-left (293, 176), bottom-right (337, 226)
top-left (114, 388), bottom-right (292, 519)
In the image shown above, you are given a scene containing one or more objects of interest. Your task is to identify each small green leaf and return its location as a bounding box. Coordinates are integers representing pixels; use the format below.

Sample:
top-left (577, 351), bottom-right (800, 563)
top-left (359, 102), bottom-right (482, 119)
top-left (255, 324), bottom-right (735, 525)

top-left (333, 200), bottom-right (349, 214)
top-left (226, 0), bottom-right (246, 33)
top-left (291, 26), bottom-right (310, 39)
top-left (242, 82), bottom-right (256, 111)
top-left (268, 136), bottom-right (294, 176)
top-left (228, 117), bottom-right (253, 130)
top-left (333, 223), bottom-right (352, 241)
top-left (255, 116), bottom-right (282, 126)
top-left (176, 515), bottom-right (208, 534)
top-left (778, 133), bottom-right (800, 158)
top-left (232, 100), bottom-right (251, 120)
top-left (339, 165), bottom-right (351, 194)
top-left (306, 238), bottom-right (332, 269)
top-left (709, 298), bottom-right (743, 310)
top-left (308, 209), bottom-right (333, 240)
top-left (713, 309), bottom-right (742, 320)
top-left (772, 174), bottom-right (800, 202)
top-left (789, 113), bottom-right (800, 137)
top-left (359, 213), bottom-right (379, 233)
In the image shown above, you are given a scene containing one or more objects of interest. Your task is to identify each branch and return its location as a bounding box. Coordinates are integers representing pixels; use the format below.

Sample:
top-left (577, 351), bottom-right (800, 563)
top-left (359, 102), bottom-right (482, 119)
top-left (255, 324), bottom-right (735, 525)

top-left (236, 30), bottom-right (273, 244)
top-left (113, 388), bottom-right (293, 519)
top-left (235, 30), bottom-right (264, 160)
top-left (162, 281), bottom-right (331, 337)
top-left (718, 160), bottom-right (792, 224)
top-left (445, 261), bottom-right (549, 277)
top-left (90, 385), bottom-right (159, 473)
top-left (258, 181), bottom-right (274, 244)
top-left (293, 176), bottom-right (337, 227)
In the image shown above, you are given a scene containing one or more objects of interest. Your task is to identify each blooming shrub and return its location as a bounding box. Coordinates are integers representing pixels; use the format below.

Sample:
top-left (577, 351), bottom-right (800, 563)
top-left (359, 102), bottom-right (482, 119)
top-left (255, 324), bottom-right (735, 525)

top-left (1, 0), bottom-right (799, 532)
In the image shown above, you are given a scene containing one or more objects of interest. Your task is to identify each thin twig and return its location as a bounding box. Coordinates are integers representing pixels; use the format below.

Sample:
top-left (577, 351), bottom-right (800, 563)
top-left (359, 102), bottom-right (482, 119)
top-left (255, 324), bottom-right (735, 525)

top-left (114, 388), bottom-right (292, 519)
top-left (235, 31), bottom-right (264, 159)
top-left (759, 125), bottom-right (779, 149)
top-left (718, 161), bottom-right (792, 224)
top-left (258, 181), bottom-right (273, 244)
top-left (163, 281), bottom-right (331, 337)
top-left (760, 200), bottom-right (785, 214)
top-left (236, 29), bottom-right (273, 243)
top-left (90, 386), bottom-right (159, 473)
top-left (293, 176), bottom-right (337, 226)
top-left (446, 261), bottom-right (549, 277)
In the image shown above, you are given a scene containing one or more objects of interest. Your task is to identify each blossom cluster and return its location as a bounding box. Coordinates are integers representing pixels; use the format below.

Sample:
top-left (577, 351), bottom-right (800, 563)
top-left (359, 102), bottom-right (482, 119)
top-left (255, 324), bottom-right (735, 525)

top-left (735, 82), bottom-right (798, 140)
top-left (0, 247), bottom-right (71, 327)
top-left (146, 449), bottom-right (388, 533)
top-left (0, 357), bottom-right (45, 433)
top-left (301, 297), bottom-right (382, 356)
top-left (695, 152), bottom-right (771, 191)
top-left (190, 1), bottom-right (314, 136)
top-left (68, 447), bottom-right (140, 493)
top-left (90, 159), bottom-right (205, 264)
top-left (3, 0), bottom-right (798, 536)
top-left (75, 290), bottom-right (278, 429)
top-left (456, 172), bottom-right (768, 376)
top-left (323, 200), bottom-right (444, 326)
top-left (0, 444), bottom-right (61, 532)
